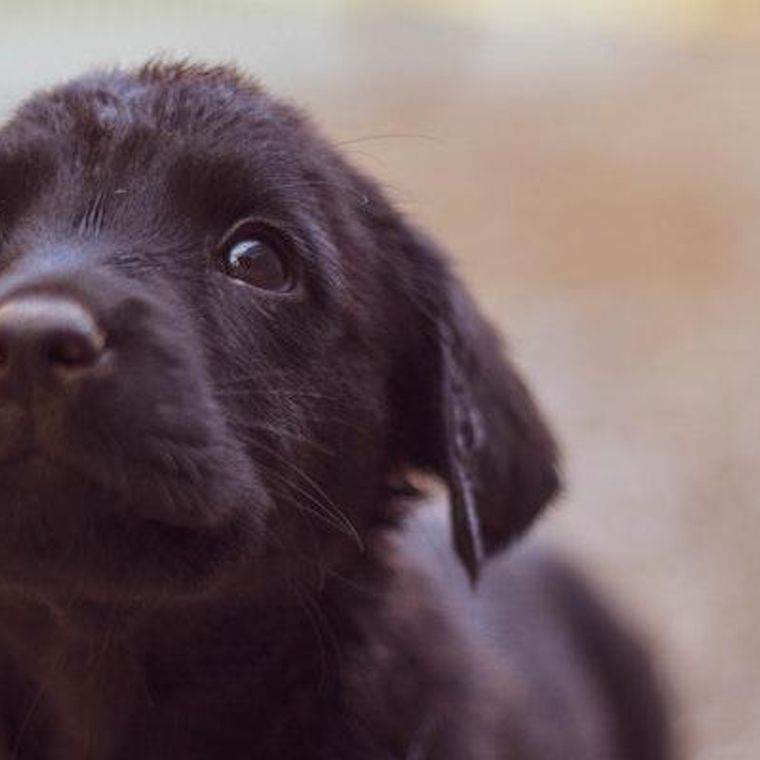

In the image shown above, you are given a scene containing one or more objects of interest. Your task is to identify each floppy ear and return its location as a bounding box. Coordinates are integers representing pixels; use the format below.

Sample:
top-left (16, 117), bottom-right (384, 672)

top-left (389, 226), bottom-right (561, 581)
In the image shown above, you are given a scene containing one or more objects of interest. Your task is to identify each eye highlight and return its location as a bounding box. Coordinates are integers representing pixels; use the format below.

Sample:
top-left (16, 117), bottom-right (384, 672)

top-left (215, 221), bottom-right (294, 292)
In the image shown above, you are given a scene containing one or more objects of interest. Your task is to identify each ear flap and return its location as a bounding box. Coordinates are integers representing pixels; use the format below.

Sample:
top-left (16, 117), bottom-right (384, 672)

top-left (392, 229), bottom-right (561, 581)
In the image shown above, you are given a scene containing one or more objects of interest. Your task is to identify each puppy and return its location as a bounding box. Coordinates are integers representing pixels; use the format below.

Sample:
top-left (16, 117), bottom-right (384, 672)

top-left (0, 63), bottom-right (672, 759)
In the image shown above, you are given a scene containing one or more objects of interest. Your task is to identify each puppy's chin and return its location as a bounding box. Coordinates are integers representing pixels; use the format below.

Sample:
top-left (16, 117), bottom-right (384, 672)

top-left (0, 454), bottom-right (262, 605)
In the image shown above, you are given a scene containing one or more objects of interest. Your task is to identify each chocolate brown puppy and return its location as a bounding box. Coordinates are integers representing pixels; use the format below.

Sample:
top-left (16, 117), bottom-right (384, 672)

top-left (0, 63), bottom-right (672, 759)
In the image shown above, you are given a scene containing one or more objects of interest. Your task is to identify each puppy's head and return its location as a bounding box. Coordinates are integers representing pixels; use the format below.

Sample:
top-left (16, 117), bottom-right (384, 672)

top-left (0, 63), bottom-right (558, 602)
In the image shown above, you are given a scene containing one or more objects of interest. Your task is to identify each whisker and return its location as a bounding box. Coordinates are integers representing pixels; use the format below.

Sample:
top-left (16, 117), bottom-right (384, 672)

top-left (253, 178), bottom-right (372, 207)
top-left (289, 581), bottom-right (330, 690)
top-left (215, 372), bottom-right (319, 389)
top-left (262, 472), bottom-right (362, 547)
top-left (335, 132), bottom-right (443, 147)
top-left (11, 579), bottom-right (87, 759)
top-left (235, 423), bottom-right (334, 455)
top-left (250, 439), bottom-right (354, 525)
top-left (248, 441), bottom-right (363, 549)
top-left (214, 387), bottom-right (343, 402)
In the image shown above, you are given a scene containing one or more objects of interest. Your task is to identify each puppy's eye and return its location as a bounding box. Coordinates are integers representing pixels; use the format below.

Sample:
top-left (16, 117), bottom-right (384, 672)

top-left (217, 224), bottom-right (293, 292)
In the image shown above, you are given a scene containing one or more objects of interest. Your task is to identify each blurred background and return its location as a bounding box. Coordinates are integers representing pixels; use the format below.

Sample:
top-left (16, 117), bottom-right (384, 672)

top-left (1, 0), bottom-right (757, 756)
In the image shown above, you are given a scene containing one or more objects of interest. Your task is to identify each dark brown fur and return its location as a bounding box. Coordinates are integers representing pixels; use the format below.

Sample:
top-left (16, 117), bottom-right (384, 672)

top-left (0, 63), bottom-right (672, 759)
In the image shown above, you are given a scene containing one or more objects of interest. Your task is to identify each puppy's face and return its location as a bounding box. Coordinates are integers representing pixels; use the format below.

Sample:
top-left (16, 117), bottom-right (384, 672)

top-left (0, 64), bottom-right (559, 604)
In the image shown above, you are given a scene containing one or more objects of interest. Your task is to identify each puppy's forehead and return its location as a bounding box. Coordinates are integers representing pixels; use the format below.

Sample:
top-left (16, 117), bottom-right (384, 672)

top-left (0, 64), bottom-right (338, 251)
top-left (0, 64), bottom-right (311, 200)
top-left (5, 65), bottom-right (270, 147)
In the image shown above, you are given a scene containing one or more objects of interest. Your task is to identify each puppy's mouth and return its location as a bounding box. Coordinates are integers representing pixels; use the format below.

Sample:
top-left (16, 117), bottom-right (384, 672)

top-left (0, 287), bottom-right (265, 601)
top-left (0, 442), bottom-right (230, 527)
top-left (0, 442), bottom-right (260, 602)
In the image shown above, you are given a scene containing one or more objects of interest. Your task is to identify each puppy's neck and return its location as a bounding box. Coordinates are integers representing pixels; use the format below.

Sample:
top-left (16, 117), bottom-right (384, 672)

top-left (1, 557), bottom-right (403, 760)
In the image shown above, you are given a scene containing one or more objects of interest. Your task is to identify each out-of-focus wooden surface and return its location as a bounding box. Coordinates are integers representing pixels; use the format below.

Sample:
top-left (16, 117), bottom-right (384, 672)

top-left (1, 5), bottom-right (758, 757)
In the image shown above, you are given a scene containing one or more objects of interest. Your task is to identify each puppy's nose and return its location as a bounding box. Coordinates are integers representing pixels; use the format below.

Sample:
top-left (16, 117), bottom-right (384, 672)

top-left (0, 296), bottom-right (106, 382)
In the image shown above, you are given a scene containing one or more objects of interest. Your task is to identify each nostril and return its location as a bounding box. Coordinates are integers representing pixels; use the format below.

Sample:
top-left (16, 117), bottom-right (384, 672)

top-left (46, 327), bottom-right (105, 370)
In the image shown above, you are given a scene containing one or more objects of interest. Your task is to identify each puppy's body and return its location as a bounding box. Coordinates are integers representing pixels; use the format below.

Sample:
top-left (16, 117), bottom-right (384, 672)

top-left (0, 64), bottom-right (671, 759)
top-left (0, 527), bottom-right (665, 760)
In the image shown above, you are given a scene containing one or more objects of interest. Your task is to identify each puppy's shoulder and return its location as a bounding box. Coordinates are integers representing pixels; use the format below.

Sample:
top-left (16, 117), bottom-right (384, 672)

top-left (369, 499), bottom-right (626, 760)
top-left (339, 499), bottom-right (529, 759)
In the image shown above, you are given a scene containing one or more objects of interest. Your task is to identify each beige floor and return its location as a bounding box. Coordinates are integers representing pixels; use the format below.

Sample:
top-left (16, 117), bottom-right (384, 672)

top-left (0, 6), bottom-right (758, 758)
